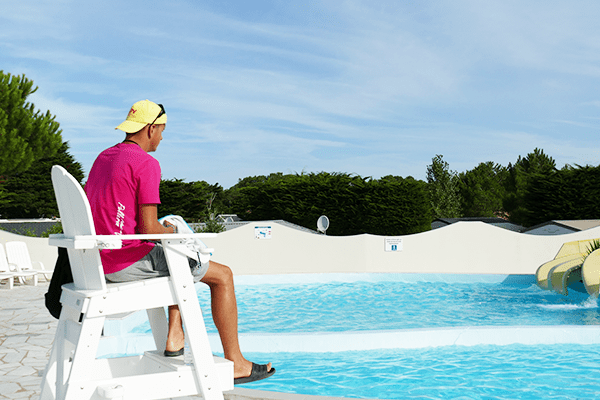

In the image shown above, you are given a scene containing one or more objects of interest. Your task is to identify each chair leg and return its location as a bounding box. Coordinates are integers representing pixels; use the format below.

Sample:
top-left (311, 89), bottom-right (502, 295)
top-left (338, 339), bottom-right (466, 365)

top-left (147, 307), bottom-right (168, 354)
top-left (163, 242), bottom-right (225, 400)
top-left (65, 316), bottom-right (105, 388)
top-left (39, 342), bottom-right (57, 400)
top-left (1, 277), bottom-right (13, 290)
top-left (40, 306), bottom-right (73, 400)
top-left (41, 303), bottom-right (106, 400)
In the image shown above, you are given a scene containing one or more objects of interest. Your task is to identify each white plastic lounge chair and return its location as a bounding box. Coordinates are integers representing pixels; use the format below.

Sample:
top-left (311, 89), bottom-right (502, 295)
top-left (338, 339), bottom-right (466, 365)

top-left (0, 245), bottom-right (15, 289)
top-left (40, 165), bottom-right (232, 400)
top-left (0, 242), bottom-right (37, 286)
top-left (5, 241), bottom-right (52, 281)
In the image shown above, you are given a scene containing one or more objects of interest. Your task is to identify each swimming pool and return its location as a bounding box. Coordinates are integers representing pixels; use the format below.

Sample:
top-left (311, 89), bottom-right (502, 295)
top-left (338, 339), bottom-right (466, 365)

top-left (130, 273), bottom-right (599, 335)
top-left (243, 343), bottom-right (600, 399)
top-left (102, 273), bottom-right (600, 399)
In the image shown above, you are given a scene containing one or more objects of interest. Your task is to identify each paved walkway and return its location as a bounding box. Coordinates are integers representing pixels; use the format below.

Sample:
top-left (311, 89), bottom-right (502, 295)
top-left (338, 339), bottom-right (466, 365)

top-left (0, 281), bottom-right (55, 399)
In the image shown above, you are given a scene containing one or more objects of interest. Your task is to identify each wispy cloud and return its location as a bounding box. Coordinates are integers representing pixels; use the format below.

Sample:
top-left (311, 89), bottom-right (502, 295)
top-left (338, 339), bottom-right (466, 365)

top-left (2, 0), bottom-right (600, 187)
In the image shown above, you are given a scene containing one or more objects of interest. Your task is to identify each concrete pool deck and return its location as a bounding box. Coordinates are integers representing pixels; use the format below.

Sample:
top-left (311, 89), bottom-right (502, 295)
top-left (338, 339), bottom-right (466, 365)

top-left (0, 281), bottom-right (377, 400)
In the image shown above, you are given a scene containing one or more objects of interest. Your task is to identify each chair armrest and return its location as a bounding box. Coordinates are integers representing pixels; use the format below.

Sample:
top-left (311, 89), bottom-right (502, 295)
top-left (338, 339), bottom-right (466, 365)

top-left (49, 235), bottom-right (107, 249)
top-left (109, 233), bottom-right (217, 240)
top-left (49, 233), bottom-right (217, 250)
top-left (32, 261), bottom-right (47, 271)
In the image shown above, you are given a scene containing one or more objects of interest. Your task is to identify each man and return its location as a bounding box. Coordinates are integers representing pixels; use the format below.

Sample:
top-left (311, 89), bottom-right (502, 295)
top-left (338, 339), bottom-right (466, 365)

top-left (85, 99), bottom-right (274, 384)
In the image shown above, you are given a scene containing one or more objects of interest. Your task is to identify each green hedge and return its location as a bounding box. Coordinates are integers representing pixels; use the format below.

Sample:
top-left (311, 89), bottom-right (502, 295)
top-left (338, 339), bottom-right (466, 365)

top-left (230, 172), bottom-right (430, 236)
top-left (523, 165), bottom-right (600, 226)
top-left (158, 179), bottom-right (224, 222)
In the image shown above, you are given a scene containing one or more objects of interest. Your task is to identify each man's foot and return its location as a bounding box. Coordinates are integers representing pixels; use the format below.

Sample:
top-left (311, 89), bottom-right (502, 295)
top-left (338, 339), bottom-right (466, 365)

top-left (165, 336), bottom-right (185, 356)
top-left (164, 347), bottom-right (184, 357)
top-left (234, 362), bottom-right (275, 385)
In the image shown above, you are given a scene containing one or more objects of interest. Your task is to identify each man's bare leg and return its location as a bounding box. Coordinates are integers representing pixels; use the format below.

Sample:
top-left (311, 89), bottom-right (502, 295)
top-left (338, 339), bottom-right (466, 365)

top-left (164, 261), bottom-right (271, 378)
top-left (201, 261), bottom-right (272, 379)
top-left (165, 305), bottom-right (184, 352)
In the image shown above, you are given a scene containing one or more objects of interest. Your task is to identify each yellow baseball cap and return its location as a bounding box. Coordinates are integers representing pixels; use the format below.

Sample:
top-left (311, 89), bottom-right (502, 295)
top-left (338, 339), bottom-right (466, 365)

top-left (115, 100), bottom-right (167, 133)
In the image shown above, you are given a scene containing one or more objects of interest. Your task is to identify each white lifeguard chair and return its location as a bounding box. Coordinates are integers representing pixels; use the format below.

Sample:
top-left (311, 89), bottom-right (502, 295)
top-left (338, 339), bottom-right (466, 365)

top-left (40, 165), bottom-right (233, 400)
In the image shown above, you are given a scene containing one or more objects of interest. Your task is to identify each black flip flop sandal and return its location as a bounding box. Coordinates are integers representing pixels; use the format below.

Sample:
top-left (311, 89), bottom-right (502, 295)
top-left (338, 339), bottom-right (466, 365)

top-left (234, 363), bottom-right (275, 385)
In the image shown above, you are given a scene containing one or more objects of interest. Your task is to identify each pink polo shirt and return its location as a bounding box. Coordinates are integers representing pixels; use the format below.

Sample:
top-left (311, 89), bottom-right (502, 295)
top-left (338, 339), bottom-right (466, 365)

top-left (85, 143), bottom-right (161, 274)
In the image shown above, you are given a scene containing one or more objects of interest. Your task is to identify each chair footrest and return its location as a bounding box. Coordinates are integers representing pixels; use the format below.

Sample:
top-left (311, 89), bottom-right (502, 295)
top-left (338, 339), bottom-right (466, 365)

top-left (144, 351), bottom-right (234, 391)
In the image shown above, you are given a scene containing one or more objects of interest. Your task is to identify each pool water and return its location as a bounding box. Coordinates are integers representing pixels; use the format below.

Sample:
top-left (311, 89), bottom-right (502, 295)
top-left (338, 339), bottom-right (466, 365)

top-left (231, 279), bottom-right (598, 332)
top-left (133, 276), bottom-right (600, 335)
top-left (244, 343), bottom-right (600, 399)
top-left (124, 274), bottom-right (600, 399)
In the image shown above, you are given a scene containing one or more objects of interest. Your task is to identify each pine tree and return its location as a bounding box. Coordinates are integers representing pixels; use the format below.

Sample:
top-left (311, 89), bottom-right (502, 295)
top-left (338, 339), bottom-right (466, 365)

top-left (0, 142), bottom-right (84, 218)
top-left (0, 71), bottom-right (63, 176)
top-left (458, 162), bottom-right (508, 218)
top-left (427, 155), bottom-right (462, 219)
top-left (503, 148), bottom-right (557, 225)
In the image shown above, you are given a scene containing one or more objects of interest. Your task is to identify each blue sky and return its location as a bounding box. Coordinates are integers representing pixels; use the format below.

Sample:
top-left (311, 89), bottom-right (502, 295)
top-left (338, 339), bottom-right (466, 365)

top-left (2, 1), bottom-right (600, 188)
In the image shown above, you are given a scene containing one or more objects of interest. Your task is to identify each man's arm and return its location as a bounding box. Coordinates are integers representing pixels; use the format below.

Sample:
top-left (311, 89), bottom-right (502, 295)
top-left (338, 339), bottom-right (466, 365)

top-left (138, 204), bottom-right (175, 234)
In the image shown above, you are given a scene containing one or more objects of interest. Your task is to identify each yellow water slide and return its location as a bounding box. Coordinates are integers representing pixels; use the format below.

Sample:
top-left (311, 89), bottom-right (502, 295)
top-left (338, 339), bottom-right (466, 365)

top-left (536, 254), bottom-right (582, 290)
top-left (536, 239), bottom-right (599, 295)
top-left (582, 248), bottom-right (600, 298)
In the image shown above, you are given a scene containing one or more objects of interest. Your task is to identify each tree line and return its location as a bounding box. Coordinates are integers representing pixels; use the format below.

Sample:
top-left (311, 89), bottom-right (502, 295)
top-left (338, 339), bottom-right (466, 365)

top-left (426, 148), bottom-right (600, 227)
top-left (427, 148), bottom-right (564, 227)
top-left (2, 70), bottom-right (599, 235)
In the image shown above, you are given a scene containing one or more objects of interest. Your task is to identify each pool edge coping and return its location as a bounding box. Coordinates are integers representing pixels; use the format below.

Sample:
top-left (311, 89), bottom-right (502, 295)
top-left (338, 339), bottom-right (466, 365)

top-left (226, 387), bottom-right (384, 400)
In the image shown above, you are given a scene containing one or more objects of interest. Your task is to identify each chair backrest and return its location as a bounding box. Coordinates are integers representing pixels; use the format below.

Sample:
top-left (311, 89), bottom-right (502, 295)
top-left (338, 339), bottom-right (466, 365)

top-left (5, 241), bottom-right (32, 270)
top-left (51, 165), bottom-right (107, 291)
top-left (0, 243), bottom-right (11, 273)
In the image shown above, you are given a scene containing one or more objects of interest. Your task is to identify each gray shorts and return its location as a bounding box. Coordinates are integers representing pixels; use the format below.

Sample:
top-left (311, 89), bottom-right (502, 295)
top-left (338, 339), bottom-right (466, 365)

top-left (105, 244), bottom-right (209, 283)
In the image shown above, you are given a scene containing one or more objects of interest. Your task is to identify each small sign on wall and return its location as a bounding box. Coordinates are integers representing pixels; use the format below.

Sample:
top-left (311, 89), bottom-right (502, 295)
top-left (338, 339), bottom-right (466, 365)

top-left (255, 226), bottom-right (272, 240)
top-left (384, 237), bottom-right (402, 252)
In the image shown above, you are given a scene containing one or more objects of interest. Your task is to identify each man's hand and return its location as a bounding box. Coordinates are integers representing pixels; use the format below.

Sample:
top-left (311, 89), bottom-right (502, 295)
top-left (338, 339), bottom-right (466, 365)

top-left (163, 221), bottom-right (177, 233)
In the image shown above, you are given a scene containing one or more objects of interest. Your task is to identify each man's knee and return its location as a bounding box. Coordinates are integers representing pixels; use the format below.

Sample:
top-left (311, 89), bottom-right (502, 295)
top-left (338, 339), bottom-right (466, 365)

top-left (204, 261), bottom-right (234, 286)
top-left (216, 262), bottom-right (234, 284)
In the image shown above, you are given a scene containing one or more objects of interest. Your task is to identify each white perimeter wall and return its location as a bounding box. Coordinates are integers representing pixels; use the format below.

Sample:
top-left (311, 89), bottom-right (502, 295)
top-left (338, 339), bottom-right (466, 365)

top-left (4, 221), bottom-right (600, 276)
top-left (201, 221), bottom-right (600, 276)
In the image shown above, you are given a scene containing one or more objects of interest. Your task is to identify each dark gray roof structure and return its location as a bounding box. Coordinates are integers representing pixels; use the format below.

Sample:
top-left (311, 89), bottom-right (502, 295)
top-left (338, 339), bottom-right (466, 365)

top-left (431, 217), bottom-right (525, 233)
top-left (0, 219), bottom-right (60, 237)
